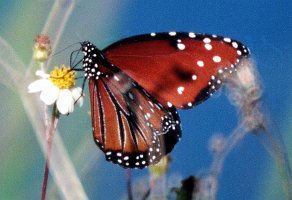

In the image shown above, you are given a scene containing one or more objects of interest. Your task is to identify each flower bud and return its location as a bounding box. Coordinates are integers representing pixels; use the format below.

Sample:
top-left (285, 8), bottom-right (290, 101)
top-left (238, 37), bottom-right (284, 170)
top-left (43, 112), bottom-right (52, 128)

top-left (33, 34), bottom-right (52, 62)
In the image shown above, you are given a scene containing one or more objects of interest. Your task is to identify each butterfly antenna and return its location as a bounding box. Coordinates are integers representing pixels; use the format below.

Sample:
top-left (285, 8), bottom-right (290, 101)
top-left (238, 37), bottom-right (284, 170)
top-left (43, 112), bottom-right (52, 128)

top-left (70, 49), bottom-right (82, 68)
top-left (50, 42), bottom-right (80, 57)
top-left (74, 77), bottom-right (87, 105)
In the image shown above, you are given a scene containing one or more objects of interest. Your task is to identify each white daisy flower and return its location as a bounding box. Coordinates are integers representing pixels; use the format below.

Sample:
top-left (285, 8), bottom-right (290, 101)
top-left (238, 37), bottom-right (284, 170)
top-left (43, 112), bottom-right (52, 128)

top-left (28, 65), bottom-right (84, 115)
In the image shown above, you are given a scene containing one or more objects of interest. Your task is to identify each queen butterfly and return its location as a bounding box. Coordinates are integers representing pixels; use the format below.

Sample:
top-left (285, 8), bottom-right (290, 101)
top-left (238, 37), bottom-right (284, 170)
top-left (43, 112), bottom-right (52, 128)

top-left (76, 32), bottom-right (249, 169)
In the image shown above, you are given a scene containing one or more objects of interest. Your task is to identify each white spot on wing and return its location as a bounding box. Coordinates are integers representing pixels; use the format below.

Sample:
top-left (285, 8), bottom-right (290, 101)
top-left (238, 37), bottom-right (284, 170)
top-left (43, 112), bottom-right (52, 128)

top-left (197, 60), bottom-right (204, 67)
top-left (177, 86), bottom-right (185, 95)
top-left (203, 38), bottom-right (211, 43)
top-left (128, 92), bottom-right (134, 100)
top-left (204, 43), bottom-right (212, 50)
top-left (177, 43), bottom-right (185, 50)
top-left (189, 32), bottom-right (196, 38)
top-left (223, 38), bottom-right (231, 43)
top-left (114, 75), bottom-right (120, 81)
top-left (124, 156), bottom-right (129, 160)
top-left (232, 41), bottom-right (238, 48)
top-left (169, 31), bottom-right (176, 36)
top-left (213, 56), bottom-right (221, 63)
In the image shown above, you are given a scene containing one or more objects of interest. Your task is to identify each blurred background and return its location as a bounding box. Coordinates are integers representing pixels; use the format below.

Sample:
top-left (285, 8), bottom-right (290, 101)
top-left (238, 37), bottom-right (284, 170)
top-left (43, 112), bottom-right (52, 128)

top-left (0, 0), bottom-right (291, 199)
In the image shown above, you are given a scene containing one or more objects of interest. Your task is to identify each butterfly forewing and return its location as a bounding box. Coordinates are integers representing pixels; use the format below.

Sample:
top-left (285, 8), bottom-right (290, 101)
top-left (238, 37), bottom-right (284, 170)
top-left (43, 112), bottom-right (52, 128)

top-left (103, 32), bottom-right (249, 108)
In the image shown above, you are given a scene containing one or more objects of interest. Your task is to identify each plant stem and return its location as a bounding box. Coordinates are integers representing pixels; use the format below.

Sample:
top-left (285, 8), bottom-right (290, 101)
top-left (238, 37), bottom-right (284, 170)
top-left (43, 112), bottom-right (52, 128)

top-left (125, 169), bottom-right (133, 200)
top-left (255, 121), bottom-right (292, 199)
top-left (142, 177), bottom-right (157, 200)
top-left (199, 122), bottom-right (249, 200)
top-left (41, 158), bottom-right (50, 200)
top-left (41, 105), bottom-right (59, 200)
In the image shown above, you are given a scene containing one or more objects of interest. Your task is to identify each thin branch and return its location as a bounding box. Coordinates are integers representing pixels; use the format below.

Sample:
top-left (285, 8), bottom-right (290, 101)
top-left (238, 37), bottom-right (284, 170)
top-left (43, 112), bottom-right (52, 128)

top-left (0, 36), bottom-right (26, 73)
top-left (226, 58), bottom-right (292, 199)
top-left (198, 122), bottom-right (249, 200)
top-left (210, 122), bottom-right (249, 177)
top-left (255, 118), bottom-right (292, 198)
top-left (41, 105), bottom-right (60, 200)
top-left (0, 58), bottom-right (22, 91)
top-left (126, 169), bottom-right (133, 200)
top-left (0, 36), bottom-right (24, 91)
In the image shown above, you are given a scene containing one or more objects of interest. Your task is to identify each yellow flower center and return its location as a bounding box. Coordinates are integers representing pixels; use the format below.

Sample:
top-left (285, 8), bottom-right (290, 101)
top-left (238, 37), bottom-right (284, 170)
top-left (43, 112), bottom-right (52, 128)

top-left (49, 65), bottom-right (76, 89)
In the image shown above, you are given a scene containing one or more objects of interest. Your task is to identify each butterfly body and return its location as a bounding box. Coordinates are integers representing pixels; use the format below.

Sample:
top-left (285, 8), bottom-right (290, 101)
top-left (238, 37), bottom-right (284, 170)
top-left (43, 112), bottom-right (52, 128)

top-left (79, 32), bottom-right (249, 168)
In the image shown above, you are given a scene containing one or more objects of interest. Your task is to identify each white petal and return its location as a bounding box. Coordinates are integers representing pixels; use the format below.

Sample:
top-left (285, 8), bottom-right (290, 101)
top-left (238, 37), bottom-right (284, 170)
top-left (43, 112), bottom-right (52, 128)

top-left (28, 79), bottom-right (50, 93)
top-left (57, 89), bottom-right (74, 115)
top-left (40, 82), bottom-right (59, 105)
top-left (71, 87), bottom-right (84, 107)
top-left (35, 70), bottom-right (50, 78)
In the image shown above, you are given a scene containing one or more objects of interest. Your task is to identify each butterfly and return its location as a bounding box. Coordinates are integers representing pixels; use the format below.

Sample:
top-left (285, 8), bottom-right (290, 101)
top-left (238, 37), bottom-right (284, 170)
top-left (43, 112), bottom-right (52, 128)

top-left (73, 32), bottom-right (249, 168)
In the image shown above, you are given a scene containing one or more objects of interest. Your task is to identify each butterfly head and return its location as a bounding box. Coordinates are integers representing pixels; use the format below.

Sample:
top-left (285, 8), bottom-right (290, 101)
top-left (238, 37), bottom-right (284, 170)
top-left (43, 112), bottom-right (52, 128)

top-left (81, 41), bottom-right (105, 80)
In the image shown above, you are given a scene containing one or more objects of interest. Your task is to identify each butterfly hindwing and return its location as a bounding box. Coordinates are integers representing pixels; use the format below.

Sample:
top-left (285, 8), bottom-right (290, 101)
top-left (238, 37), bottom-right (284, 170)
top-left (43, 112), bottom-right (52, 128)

top-left (89, 70), bottom-right (181, 168)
